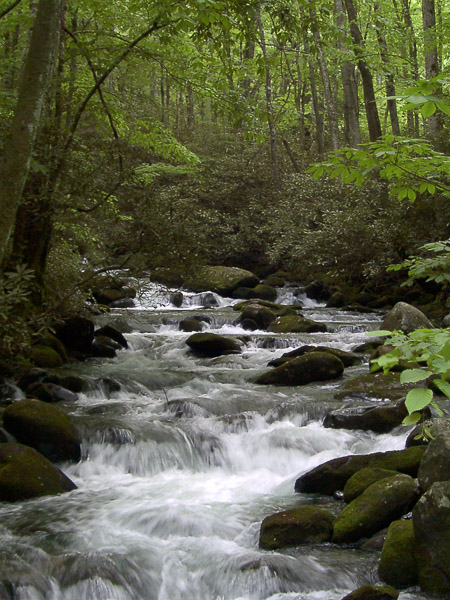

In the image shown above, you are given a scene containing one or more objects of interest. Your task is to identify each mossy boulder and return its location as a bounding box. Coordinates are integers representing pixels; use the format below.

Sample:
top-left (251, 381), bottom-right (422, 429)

top-left (406, 417), bottom-right (450, 447)
top-left (2, 398), bottom-right (81, 462)
top-left (267, 314), bottom-right (327, 333)
top-left (378, 520), bottom-right (417, 588)
top-left (343, 467), bottom-right (400, 503)
top-left (381, 302), bottom-right (433, 333)
top-left (340, 585), bottom-right (399, 600)
top-left (269, 345), bottom-right (361, 368)
top-left (417, 432), bottom-right (450, 492)
top-left (186, 333), bottom-right (241, 357)
top-left (259, 505), bottom-right (335, 550)
top-left (332, 474), bottom-right (419, 544)
top-left (179, 319), bottom-right (204, 332)
top-left (29, 345), bottom-right (63, 368)
top-left (323, 399), bottom-right (412, 434)
top-left (294, 446), bottom-right (426, 496)
top-left (255, 352), bottom-right (344, 386)
top-left (263, 272), bottom-right (287, 287)
top-left (237, 303), bottom-right (277, 330)
top-left (413, 481), bottom-right (450, 595)
top-left (334, 372), bottom-right (416, 402)
top-left (184, 266), bottom-right (259, 296)
top-left (0, 443), bottom-right (77, 501)
top-left (26, 382), bottom-right (78, 404)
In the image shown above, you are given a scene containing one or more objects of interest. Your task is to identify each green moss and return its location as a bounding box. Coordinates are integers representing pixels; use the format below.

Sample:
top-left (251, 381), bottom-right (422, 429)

top-left (29, 345), bottom-right (63, 368)
top-left (268, 314), bottom-right (327, 333)
top-left (378, 520), bottom-right (417, 588)
top-left (343, 468), bottom-right (399, 503)
top-left (341, 584), bottom-right (399, 600)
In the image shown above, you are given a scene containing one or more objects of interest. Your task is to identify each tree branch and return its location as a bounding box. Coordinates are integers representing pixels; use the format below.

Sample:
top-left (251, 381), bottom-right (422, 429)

top-left (0, 0), bottom-right (23, 19)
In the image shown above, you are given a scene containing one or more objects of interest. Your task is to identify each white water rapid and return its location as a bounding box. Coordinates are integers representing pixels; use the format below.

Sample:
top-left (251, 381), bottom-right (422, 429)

top-left (0, 285), bottom-right (429, 600)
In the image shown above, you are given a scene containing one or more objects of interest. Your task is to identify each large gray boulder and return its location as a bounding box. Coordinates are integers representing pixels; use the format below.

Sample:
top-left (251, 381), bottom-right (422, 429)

top-left (255, 352), bottom-right (344, 386)
top-left (184, 266), bottom-right (259, 296)
top-left (381, 302), bottom-right (433, 333)
top-left (413, 481), bottom-right (450, 595)
top-left (3, 399), bottom-right (81, 463)
top-left (0, 443), bottom-right (77, 501)
top-left (332, 474), bottom-right (419, 544)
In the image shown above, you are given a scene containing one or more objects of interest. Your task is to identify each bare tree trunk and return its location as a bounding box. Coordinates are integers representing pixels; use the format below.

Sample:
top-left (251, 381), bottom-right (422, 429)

top-left (309, 7), bottom-right (340, 150)
top-left (399, 0), bottom-right (420, 135)
top-left (374, 2), bottom-right (400, 135)
top-left (334, 0), bottom-right (361, 147)
top-left (256, 4), bottom-right (280, 190)
top-left (0, 0), bottom-right (62, 266)
top-left (344, 0), bottom-right (382, 141)
top-left (422, 0), bottom-right (442, 135)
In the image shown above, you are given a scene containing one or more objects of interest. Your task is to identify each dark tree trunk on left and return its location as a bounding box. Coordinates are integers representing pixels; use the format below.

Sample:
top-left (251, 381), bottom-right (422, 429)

top-left (0, 0), bottom-right (62, 267)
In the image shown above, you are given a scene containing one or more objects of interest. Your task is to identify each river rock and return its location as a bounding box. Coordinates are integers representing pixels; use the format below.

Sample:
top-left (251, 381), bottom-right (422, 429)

top-left (323, 399), bottom-right (410, 434)
top-left (378, 519), bottom-right (417, 588)
top-left (184, 266), bottom-right (259, 296)
top-left (236, 303), bottom-right (278, 330)
top-left (26, 382), bottom-right (78, 403)
top-left (334, 372), bottom-right (415, 402)
top-left (340, 585), bottom-right (399, 600)
top-left (417, 432), bottom-right (450, 492)
top-left (413, 481), bottom-right (450, 595)
top-left (255, 352), bottom-right (344, 386)
top-left (246, 284), bottom-right (278, 302)
top-left (263, 272), bottom-right (287, 287)
top-left (186, 333), bottom-right (241, 357)
top-left (92, 285), bottom-right (136, 306)
top-left (406, 417), bottom-right (450, 447)
top-left (170, 291), bottom-right (184, 307)
top-left (0, 443), bottom-right (77, 501)
top-left (304, 280), bottom-right (331, 301)
top-left (90, 336), bottom-right (117, 358)
top-left (2, 398), bottom-right (81, 462)
top-left (267, 314), bottom-right (327, 333)
top-left (343, 467), bottom-right (400, 503)
top-left (259, 506), bottom-right (334, 549)
top-left (54, 315), bottom-right (95, 353)
top-left (269, 345), bottom-right (361, 368)
top-left (94, 325), bottom-right (128, 348)
top-left (332, 474), bottom-right (419, 544)
top-left (381, 302), bottom-right (433, 333)
top-left (179, 319), bottom-right (203, 332)
top-left (294, 446), bottom-right (426, 495)
top-left (326, 291), bottom-right (345, 308)
top-left (29, 344), bottom-right (64, 368)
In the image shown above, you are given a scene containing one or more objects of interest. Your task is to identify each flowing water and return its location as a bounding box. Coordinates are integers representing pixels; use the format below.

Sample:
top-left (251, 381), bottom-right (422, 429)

top-left (0, 285), bottom-right (430, 600)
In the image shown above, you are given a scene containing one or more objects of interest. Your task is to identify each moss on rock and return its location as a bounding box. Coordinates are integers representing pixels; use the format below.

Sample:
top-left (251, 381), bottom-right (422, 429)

top-left (343, 467), bottom-right (399, 503)
top-left (267, 314), bottom-right (327, 333)
top-left (184, 266), bottom-right (259, 296)
top-left (340, 584), bottom-right (399, 600)
top-left (378, 520), bottom-right (417, 588)
top-left (186, 333), bottom-right (242, 357)
top-left (29, 345), bottom-right (63, 368)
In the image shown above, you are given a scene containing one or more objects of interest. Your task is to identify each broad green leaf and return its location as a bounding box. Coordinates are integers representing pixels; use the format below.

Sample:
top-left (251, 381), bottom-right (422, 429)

top-left (405, 388), bottom-right (433, 414)
top-left (366, 330), bottom-right (393, 337)
top-left (421, 101), bottom-right (436, 118)
top-left (400, 369), bottom-right (432, 383)
top-left (402, 413), bottom-right (422, 426)
top-left (434, 379), bottom-right (450, 398)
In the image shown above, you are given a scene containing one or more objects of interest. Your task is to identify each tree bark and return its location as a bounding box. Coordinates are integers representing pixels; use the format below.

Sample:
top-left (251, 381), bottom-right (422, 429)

top-left (343, 0), bottom-right (382, 141)
top-left (422, 0), bottom-right (442, 135)
top-left (334, 0), bottom-right (361, 147)
top-left (400, 0), bottom-right (420, 135)
top-left (0, 0), bottom-right (62, 267)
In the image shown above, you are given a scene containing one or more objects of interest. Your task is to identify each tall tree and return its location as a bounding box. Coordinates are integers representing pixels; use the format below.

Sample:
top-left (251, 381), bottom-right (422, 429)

top-left (422, 0), bottom-right (442, 135)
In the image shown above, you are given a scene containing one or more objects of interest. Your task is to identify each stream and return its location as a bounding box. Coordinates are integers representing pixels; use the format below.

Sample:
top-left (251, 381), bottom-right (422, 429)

top-left (0, 285), bottom-right (430, 600)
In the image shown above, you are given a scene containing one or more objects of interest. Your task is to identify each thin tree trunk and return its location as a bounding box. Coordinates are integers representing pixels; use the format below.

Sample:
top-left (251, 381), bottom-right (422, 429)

top-left (344, 0), bottom-right (382, 141)
top-left (0, 0), bottom-right (62, 266)
top-left (400, 0), bottom-right (420, 135)
top-left (309, 7), bottom-right (340, 150)
top-left (334, 0), bottom-right (361, 147)
top-left (256, 4), bottom-right (280, 190)
top-left (374, 2), bottom-right (400, 135)
top-left (422, 0), bottom-right (442, 135)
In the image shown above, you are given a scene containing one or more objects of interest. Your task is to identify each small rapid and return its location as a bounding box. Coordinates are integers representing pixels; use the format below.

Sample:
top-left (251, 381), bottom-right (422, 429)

top-left (0, 284), bottom-right (428, 600)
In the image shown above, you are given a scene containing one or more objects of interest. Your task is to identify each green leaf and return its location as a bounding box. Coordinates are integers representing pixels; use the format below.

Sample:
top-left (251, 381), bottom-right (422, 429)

top-left (421, 101), bottom-right (436, 118)
top-left (434, 379), bottom-right (450, 398)
top-left (402, 413), bottom-right (422, 426)
top-left (367, 330), bottom-right (393, 337)
top-left (405, 388), bottom-right (433, 414)
top-left (400, 369), bottom-right (432, 383)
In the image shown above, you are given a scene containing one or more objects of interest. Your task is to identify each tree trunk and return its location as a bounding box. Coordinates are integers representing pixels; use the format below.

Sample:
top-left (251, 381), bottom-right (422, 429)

top-left (374, 2), bottom-right (400, 135)
top-left (400, 0), bottom-right (420, 135)
top-left (334, 0), bottom-right (361, 147)
top-left (309, 7), bottom-right (340, 150)
top-left (422, 0), bottom-right (442, 135)
top-left (0, 0), bottom-right (62, 267)
top-left (343, 0), bottom-right (382, 141)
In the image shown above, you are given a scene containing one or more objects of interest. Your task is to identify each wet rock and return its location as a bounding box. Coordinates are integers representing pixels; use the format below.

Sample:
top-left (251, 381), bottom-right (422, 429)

top-left (378, 520), bottom-right (417, 588)
top-left (351, 339), bottom-right (384, 354)
top-left (340, 585), bottom-right (399, 600)
top-left (170, 291), bottom-right (184, 307)
top-left (26, 382), bottom-right (78, 404)
top-left (304, 280), bottom-right (331, 301)
top-left (417, 432), bottom-right (450, 492)
top-left (100, 377), bottom-right (121, 394)
top-left (406, 417), bottom-right (450, 447)
top-left (259, 506), bottom-right (335, 549)
top-left (0, 384), bottom-right (22, 403)
top-left (332, 474), bottom-right (419, 544)
top-left (413, 481), bottom-right (450, 595)
top-left (263, 273), bottom-right (286, 287)
top-left (186, 333), bottom-right (242, 357)
top-left (92, 286), bottom-right (136, 306)
top-left (110, 298), bottom-right (135, 308)
top-left (294, 446), bottom-right (426, 496)
top-left (179, 319), bottom-right (204, 332)
top-left (269, 345), bottom-right (361, 368)
top-left (58, 375), bottom-right (89, 393)
top-left (245, 284), bottom-right (278, 302)
top-left (94, 325), bottom-right (128, 348)
top-left (167, 400), bottom-right (210, 418)
top-left (323, 399), bottom-right (413, 434)
top-left (381, 302), bottom-right (433, 333)
top-left (360, 527), bottom-right (388, 551)
top-left (343, 467), bottom-right (400, 503)
top-left (2, 398), bottom-right (81, 462)
top-left (54, 315), bottom-right (95, 353)
top-left (237, 303), bottom-right (277, 330)
top-left (184, 266), bottom-right (259, 296)
top-left (326, 291), bottom-right (345, 308)
top-left (267, 314), bottom-right (327, 333)
top-left (17, 368), bottom-right (48, 391)
top-left (90, 337), bottom-right (117, 358)
top-left (29, 345), bottom-right (63, 368)
top-left (256, 352), bottom-right (344, 386)
top-left (0, 443), bottom-right (77, 502)
top-left (334, 372), bottom-right (416, 402)
top-left (200, 292), bottom-right (219, 308)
